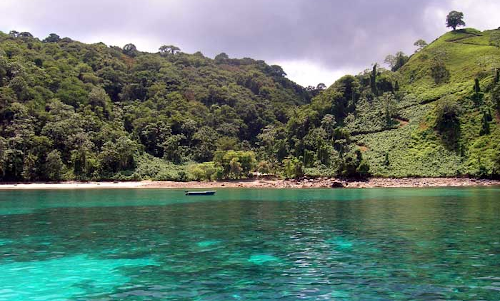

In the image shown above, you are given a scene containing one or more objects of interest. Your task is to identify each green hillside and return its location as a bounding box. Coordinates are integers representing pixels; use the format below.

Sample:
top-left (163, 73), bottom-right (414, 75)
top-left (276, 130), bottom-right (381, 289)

top-left (280, 28), bottom-right (500, 178)
top-left (0, 31), bottom-right (312, 181)
top-left (355, 28), bottom-right (500, 177)
top-left (1, 28), bottom-right (499, 181)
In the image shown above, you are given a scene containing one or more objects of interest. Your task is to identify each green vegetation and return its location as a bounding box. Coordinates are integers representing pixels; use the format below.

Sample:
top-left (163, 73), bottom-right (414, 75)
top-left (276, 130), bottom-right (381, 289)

top-left (414, 39), bottom-right (428, 52)
top-left (0, 30), bottom-right (312, 181)
top-left (358, 27), bottom-right (500, 178)
top-left (446, 11), bottom-right (466, 31)
top-left (1, 22), bottom-right (500, 181)
top-left (384, 52), bottom-right (409, 72)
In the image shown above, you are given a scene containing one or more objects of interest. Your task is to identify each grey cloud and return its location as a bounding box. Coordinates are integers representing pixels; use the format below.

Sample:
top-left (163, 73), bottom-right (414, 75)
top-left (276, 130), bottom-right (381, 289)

top-left (0, 0), bottom-right (468, 71)
top-left (150, 0), bottom-right (443, 69)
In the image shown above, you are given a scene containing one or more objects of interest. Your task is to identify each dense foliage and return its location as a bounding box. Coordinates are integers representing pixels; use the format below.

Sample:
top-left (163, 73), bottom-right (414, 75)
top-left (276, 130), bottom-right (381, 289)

top-left (1, 27), bottom-right (500, 181)
top-left (0, 30), bottom-right (315, 181)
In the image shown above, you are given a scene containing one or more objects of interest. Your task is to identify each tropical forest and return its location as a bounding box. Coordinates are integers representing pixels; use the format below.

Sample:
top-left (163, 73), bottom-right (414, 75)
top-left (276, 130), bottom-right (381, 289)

top-left (1, 20), bottom-right (500, 182)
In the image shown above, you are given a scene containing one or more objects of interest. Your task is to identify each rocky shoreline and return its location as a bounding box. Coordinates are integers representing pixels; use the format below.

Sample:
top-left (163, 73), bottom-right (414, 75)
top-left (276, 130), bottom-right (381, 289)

top-left (2, 177), bottom-right (499, 190)
top-left (142, 177), bottom-right (500, 189)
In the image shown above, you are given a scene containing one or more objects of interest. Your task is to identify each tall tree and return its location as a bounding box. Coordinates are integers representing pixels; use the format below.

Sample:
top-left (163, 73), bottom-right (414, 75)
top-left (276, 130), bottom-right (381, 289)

top-left (316, 83), bottom-right (327, 90)
top-left (123, 43), bottom-right (138, 57)
top-left (479, 110), bottom-right (491, 136)
top-left (159, 45), bottom-right (181, 56)
top-left (472, 78), bottom-right (484, 105)
top-left (414, 39), bottom-right (428, 51)
top-left (43, 33), bottom-right (61, 43)
top-left (446, 11), bottom-right (465, 31)
top-left (45, 150), bottom-right (64, 180)
top-left (370, 64), bottom-right (378, 95)
top-left (8, 30), bottom-right (19, 38)
top-left (270, 65), bottom-right (286, 77)
top-left (384, 51), bottom-right (409, 72)
top-left (214, 52), bottom-right (229, 63)
top-left (18, 32), bottom-right (34, 39)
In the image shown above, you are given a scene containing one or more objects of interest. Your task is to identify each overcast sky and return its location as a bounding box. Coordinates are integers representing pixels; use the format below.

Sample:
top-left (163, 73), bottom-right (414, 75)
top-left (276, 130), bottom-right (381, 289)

top-left (1, 0), bottom-right (499, 87)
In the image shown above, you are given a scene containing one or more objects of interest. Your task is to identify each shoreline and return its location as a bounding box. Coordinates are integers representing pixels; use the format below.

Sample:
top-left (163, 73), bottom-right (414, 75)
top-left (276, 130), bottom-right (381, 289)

top-left (0, 177), bottom-right (499, 190)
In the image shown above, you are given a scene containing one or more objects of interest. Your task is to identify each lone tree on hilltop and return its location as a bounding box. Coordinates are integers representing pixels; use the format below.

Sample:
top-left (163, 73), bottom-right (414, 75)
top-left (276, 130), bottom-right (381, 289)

top-left (446, 11), bottom-right (465, 31)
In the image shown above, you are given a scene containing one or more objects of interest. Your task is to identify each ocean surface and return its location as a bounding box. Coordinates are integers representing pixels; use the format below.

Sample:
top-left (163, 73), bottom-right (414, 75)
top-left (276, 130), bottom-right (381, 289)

top-left (0, 188), bottom-right (499, 300)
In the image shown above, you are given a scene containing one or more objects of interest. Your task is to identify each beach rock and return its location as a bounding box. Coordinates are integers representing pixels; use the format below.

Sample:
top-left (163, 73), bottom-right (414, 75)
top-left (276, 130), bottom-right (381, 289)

top-left (330, 181), bottom-right (344, 188)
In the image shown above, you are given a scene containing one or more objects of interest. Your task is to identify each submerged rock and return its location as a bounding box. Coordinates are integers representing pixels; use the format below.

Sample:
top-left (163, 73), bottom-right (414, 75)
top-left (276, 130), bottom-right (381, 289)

top-left (248, 254), bottom-right (280, 265)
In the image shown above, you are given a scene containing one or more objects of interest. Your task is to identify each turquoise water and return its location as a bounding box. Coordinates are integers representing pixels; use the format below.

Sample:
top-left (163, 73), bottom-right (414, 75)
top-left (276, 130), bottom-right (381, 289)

top-left (0, 188), bottom-right (499, 300)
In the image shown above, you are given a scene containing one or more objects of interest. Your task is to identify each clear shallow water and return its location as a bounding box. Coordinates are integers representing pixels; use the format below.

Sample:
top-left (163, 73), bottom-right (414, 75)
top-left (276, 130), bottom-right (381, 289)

top-left (0, 188), bottom-right (499, 300)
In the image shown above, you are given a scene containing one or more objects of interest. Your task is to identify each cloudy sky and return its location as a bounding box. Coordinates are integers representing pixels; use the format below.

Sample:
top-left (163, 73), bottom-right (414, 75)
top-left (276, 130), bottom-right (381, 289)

top-left (1, 0), bottom-right (499, 87)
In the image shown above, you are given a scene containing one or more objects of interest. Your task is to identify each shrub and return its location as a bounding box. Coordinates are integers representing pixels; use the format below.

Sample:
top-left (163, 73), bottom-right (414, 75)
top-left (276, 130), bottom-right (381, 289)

top-left (432, 97), bottom-right (462, 148)
top-left (188, 162), bottom-right (218, 181)
top-left (283, 156), bottom-right (304, 179)
top-left (213, 150), bottom-right (256, 179)
top-left (45, 150), bottom-right (64, 181)
top-left (133, 154), bottom-right (192, 181)
top-left (430, 61), bottom-right (450, 84)
top-left (433, 97), bottom-right (461, 132)
top-left (257, 161), bottom-right (272, 174)
top-left (337, 149), bottom-right (370, 178)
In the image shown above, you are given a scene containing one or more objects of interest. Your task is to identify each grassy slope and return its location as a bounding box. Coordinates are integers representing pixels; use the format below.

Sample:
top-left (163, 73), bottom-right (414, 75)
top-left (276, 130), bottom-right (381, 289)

top-left (354, 28), bottom-right (500, 177)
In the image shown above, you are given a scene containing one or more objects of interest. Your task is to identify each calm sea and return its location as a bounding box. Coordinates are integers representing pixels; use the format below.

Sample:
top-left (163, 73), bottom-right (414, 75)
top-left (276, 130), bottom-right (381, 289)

top-left (0, 188), bottom-right (499, 300)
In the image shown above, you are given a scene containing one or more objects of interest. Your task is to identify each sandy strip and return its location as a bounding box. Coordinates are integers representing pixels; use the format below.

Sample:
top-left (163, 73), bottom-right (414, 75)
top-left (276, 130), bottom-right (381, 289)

top-left (0, 178), bottom-right (499, 190)
top-left (0, 181), bottom-right (146, 190)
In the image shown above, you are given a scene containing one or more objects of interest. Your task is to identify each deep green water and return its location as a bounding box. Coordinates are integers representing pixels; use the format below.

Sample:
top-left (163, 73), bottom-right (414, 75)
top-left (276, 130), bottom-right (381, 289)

top-left (0, 188), bottom-right (499, 300)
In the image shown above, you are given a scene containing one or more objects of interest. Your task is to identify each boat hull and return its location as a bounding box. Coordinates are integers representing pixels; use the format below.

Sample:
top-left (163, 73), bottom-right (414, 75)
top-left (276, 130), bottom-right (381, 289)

top-left (185, 191), bottom-right (216, 196)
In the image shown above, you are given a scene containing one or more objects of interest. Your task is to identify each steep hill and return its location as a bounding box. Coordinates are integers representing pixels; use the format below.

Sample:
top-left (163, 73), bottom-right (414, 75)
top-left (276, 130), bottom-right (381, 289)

top-left (1, 28), bottom-right (499, 181)
top-left (315, 28), bottom-right (500, 177)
